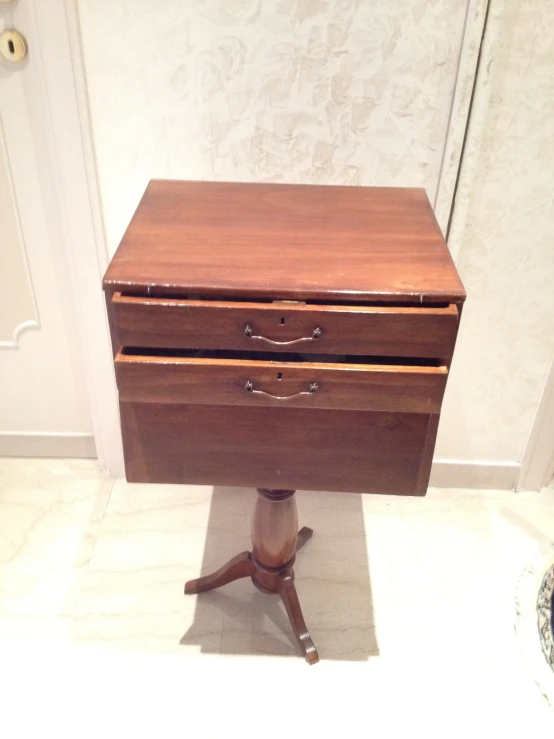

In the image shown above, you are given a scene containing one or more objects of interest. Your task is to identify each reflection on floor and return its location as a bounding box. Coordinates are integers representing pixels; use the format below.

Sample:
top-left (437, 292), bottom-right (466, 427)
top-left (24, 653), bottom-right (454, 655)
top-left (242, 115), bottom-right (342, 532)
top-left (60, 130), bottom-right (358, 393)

top-left (0, 458), bottom-right (553, 737)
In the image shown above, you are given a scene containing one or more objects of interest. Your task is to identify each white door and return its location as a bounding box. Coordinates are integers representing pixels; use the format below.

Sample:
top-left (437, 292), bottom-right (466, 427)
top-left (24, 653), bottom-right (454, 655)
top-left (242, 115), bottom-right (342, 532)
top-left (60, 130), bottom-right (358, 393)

top-left (0, 1), bottom-right (94, 457)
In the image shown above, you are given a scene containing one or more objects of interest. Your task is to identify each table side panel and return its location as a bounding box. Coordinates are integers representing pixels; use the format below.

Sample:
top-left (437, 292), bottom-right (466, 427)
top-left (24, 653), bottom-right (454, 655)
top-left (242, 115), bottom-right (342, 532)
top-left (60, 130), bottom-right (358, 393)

top-left (120, 401), bottom-right (434, 495)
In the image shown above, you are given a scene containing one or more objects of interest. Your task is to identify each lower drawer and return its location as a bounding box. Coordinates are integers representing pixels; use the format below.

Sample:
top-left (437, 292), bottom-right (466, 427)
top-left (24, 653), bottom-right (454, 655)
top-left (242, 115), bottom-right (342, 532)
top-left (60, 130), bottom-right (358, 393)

top-left (115, 351), bottom-right (448, 414)
top-left (120, 402), bottom-right (438, 495)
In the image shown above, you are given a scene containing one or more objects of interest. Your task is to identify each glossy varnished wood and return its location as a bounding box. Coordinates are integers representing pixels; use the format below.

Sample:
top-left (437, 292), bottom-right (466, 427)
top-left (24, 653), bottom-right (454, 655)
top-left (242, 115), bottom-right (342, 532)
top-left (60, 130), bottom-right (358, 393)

top-left (184, 551), bottom-right (254, 595)
top-left (110, 292), bottom-right (459, 358)
top-left (119, 402), bottom-right (436, 495)
top-left (115, 352), bottom-right (448, 414)
top-left (278, 573), bottom-right (318, 664)
top-left (251, 488), bottom-right (298, 588)
top-left (103, 181), bottom-right (466, 305)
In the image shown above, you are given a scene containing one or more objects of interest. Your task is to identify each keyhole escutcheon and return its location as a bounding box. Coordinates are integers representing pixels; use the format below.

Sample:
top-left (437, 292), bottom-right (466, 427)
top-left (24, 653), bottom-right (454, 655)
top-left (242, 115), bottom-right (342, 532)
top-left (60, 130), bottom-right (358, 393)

top-left (0, 29), bottom-right (28, 62)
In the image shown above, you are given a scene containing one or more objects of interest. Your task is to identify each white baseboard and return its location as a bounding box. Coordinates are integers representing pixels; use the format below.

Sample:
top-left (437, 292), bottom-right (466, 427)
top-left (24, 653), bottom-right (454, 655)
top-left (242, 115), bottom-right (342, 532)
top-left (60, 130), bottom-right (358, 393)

top-left (0, 432), bottom-right (96, 458)
top-left (430, 459), bottom-right (520, 490)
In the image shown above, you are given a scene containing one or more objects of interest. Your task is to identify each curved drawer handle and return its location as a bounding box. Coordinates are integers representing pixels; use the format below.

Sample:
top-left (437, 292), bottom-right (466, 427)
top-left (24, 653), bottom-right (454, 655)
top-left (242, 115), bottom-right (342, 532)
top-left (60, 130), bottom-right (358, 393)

top-left (244, 324), bottom-right (322, 346)
top-left (244, 380), bottom-right (319, 400)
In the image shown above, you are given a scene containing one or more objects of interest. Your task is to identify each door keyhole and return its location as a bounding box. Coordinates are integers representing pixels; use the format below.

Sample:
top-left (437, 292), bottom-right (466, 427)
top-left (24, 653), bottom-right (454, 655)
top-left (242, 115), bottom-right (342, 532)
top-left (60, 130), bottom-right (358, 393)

top-left (0, 30), bottom-right (28, 63)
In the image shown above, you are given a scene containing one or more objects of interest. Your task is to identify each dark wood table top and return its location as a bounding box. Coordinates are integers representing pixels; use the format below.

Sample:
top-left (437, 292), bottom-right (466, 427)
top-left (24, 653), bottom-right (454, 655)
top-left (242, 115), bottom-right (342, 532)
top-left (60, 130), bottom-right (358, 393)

top-left (103, 180), bottom-right (465, 305)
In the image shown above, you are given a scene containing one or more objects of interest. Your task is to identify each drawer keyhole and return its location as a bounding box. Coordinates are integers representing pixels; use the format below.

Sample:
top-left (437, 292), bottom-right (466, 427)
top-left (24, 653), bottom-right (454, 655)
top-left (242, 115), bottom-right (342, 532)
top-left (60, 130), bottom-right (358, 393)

top-left (280, 317), bottom-right (285, 325)
top-left (277, 372), bottom-right (282, 381)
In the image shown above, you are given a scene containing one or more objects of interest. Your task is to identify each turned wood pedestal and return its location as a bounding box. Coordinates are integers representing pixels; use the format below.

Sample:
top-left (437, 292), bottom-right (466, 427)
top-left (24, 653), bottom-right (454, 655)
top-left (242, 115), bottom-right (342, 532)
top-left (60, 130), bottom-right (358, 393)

top-left (185, 488), bottom-right (318, 664)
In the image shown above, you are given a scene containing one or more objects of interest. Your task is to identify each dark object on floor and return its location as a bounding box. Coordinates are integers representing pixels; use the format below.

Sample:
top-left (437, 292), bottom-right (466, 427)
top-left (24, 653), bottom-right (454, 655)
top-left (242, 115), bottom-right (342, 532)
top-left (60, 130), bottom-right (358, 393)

top-left (538, 564), bottom-right (554, 669)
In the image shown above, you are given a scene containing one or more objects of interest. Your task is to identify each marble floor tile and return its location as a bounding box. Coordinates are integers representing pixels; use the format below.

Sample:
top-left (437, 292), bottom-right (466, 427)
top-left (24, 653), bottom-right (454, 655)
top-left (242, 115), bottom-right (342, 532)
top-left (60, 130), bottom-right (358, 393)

top-left (0, 458), bottom-right (113, 631)
top-left (1, 459), bottom-right (554, 738)
top-left (72, 479), bottom-right (223, 654)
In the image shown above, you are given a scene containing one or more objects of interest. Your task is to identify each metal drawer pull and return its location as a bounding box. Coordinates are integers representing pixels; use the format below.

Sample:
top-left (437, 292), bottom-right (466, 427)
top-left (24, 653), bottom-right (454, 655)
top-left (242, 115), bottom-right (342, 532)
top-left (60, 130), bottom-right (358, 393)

top-left (244, 324), bottom-right (322, 346)
top-left (244, 380), bottom-right (319, 400)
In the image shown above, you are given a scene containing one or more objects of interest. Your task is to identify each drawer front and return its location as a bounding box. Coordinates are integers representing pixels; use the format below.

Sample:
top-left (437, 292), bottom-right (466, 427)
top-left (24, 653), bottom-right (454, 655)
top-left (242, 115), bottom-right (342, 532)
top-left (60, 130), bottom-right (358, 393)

top-left (115, 352), bottom-right (448, 414)
top-left (120, 402), bottom-right (437, 495)
top-left (111, 292), bottom-right (458, 358)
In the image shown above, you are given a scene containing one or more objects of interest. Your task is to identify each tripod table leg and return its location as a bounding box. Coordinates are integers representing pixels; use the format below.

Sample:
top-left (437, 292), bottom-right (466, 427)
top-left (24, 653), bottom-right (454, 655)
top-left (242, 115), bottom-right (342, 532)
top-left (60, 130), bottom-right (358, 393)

top-left (278, 572), bottom-right (319, 665)
top-left (184, 551), bottom-right (254, 595)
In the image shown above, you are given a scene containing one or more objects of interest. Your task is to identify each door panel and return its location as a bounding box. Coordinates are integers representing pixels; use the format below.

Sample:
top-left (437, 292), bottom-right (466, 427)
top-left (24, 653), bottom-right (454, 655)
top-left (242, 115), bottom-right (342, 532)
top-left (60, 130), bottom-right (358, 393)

top-left (0, 119), bottom-right (38, 346)
top-left (0, 2), bottom-right (94, 456)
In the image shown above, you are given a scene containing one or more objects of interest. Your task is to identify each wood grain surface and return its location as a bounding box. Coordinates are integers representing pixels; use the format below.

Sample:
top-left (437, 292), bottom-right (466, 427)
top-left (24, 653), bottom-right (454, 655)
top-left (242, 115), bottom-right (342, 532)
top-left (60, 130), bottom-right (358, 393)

top-left (103, 180), bottom-right (466, 304)
top-left (111, 292), bottom-right (459, 358)
top-left (114, 352), bottom-right (447, 414)
top-left (119, 401), bottom-right (436, 495)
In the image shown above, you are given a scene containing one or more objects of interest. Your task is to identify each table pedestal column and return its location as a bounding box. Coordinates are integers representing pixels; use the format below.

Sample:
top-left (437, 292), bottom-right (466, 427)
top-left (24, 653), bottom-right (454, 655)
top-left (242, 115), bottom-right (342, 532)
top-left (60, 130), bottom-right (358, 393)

top-left (185, 488), bottom-right (318, 664)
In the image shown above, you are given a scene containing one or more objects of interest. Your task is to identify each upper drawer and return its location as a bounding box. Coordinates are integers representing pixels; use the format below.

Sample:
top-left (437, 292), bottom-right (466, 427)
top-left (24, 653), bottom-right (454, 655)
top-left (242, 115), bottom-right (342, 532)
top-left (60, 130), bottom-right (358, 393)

top-left (115, 350), bottom-right (448, 414)
top-left (110, 293), bottom-right (459, 358)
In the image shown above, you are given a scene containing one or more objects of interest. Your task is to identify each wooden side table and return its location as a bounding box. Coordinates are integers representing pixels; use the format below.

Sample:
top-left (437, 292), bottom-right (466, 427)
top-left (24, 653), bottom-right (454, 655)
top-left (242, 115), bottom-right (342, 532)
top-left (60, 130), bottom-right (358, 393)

top-left (103, 180), bottom-right (465, 664)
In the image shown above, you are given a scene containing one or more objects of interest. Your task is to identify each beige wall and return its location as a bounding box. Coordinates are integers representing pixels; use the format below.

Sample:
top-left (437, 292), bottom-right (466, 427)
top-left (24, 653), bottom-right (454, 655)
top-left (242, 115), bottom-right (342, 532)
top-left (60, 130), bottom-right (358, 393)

top-left (436, 0), bottom-right (554, 468)
top-left (78, 0), bottom-right (554, 479)
top-left (78, 0), bottom-right (470, 251)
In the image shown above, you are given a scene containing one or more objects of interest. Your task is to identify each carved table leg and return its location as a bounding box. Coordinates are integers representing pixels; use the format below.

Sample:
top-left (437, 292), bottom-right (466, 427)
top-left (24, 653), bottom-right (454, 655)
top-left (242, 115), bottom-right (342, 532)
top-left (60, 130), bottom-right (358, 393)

top-left (278, 573), bottom-right (319, 665)
top-left (184, 551), bottom-right (254, 594)
top-left (184, 488), bottom-right (318, 664)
